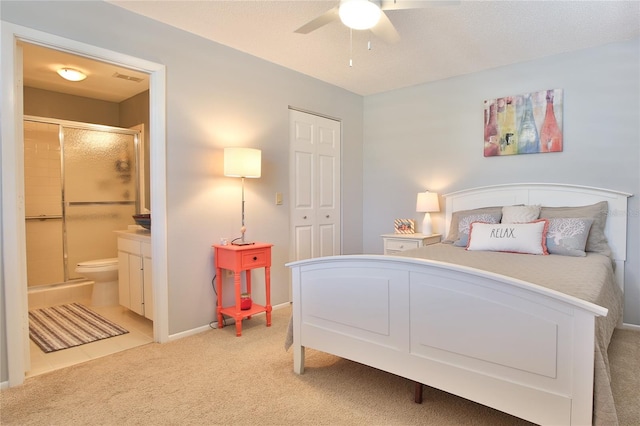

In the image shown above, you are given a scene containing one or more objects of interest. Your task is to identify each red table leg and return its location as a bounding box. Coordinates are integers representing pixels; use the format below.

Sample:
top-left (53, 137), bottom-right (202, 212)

top-left (216, 266), bottom-right (223, 327)
top-left (234, 271), bottom-right (242, 336)
top-left (265, 266), bottom-right (272, 327)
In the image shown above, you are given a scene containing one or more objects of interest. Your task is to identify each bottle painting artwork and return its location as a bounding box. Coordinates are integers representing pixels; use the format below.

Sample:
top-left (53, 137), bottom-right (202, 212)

top-left (517, 94), bottom-right (540, 154)
top-left (484, 89), bottom-right (563, 157)
top-left (483, 100), bottom-right (499, 157)
top-left (540, 90), bottom-right (563, 152)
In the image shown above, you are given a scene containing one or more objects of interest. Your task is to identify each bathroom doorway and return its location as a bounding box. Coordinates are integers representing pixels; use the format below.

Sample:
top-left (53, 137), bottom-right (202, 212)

top-left (24, 117), bottom-right (140, 288)
top-left (2, 24), bottom-right (168, 386)
top-left (21, 85), bottom-right (156, 378)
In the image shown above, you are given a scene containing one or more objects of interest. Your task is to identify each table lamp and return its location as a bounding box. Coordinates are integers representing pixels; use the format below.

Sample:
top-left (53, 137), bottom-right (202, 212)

top-left (224, 147), bottom-right (261, 245)
top-left (416, 191), bottom-right (439, 235)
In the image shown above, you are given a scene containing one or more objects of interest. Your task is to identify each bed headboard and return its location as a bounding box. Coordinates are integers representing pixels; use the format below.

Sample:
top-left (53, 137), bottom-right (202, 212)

top-left (443, 183), bottom-right (632, 264)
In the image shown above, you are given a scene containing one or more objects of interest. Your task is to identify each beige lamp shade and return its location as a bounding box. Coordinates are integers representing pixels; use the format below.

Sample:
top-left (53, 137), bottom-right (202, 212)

top-left (416, 191), bottom-right (439, 213)
top-left (224, 148), bottom-right (261, 178)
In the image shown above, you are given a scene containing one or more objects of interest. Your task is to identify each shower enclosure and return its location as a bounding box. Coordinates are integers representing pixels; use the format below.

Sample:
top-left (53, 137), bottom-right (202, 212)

top-left (24, 116), bottom-right (141, 287)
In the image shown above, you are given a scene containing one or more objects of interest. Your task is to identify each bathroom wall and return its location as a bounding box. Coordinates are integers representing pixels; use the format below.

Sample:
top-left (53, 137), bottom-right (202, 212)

top-left (24, 120), bottom-right (64, 286)
top-left (120, 91), bottom-right (151, 210)
top-left (25, 87), bottom-right (150, 129)
top-left (24, 87), bottom-right (120, 126)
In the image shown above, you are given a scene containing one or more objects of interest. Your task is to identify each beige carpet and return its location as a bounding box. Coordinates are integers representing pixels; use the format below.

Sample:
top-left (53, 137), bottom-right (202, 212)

top-left (2, 305), bottom-right (638, 425)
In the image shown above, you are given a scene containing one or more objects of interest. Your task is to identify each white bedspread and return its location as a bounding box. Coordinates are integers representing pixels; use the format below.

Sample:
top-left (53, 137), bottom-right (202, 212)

top-left (398, 244), bottom-right (624, 426)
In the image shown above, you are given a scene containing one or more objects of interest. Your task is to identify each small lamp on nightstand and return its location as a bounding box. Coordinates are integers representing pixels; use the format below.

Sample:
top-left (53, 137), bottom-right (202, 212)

top-left (416, 191), bottom-right (439, 235)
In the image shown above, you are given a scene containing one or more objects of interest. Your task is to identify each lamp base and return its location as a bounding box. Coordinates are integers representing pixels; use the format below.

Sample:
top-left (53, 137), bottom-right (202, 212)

top-left (422, 213), bottom-right (433, 236)
top-left (232, 241), bottom-right (255, 246)
top-left (232, 225), bottom-right (254, 245)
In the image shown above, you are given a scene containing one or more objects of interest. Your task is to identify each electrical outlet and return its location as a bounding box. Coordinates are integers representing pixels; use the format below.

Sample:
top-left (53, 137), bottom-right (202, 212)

top-left (275, 192), bottom-right (283, 205)
top-left (225, 269), bottom-right (234, 277)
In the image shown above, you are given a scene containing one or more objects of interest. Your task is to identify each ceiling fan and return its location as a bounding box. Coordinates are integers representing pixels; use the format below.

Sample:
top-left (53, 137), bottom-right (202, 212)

top-left (294, 0), bottom-right (456, 43)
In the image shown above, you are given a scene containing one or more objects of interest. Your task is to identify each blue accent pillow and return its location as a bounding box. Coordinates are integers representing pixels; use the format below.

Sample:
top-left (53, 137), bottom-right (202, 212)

top-left (453, 213), bottom-right (502, 247)
top-left (545, 218), bottom-right (594, 257)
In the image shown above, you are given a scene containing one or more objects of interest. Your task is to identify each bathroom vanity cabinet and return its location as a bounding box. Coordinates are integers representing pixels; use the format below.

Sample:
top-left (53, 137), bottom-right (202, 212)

top-left (116, 230), bottom-right (153, 320)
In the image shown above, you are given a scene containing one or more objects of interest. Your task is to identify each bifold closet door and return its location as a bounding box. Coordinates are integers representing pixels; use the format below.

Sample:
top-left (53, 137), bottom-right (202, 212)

top-left (289, 109), bottom-right (341, 262)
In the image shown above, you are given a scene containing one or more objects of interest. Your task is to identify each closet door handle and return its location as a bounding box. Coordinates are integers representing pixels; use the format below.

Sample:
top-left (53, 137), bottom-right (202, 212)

top-left (326, 215), bottom-right (330, 218)
top-left (303, 216), bottom-right (307, 219)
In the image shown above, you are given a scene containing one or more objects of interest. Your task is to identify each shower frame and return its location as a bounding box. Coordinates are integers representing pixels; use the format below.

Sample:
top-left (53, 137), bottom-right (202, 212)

top-left (24, 115), bottom-right (142, 286)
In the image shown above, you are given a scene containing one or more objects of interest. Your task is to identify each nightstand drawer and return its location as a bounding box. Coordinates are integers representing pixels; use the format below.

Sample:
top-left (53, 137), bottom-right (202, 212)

top-left (386, 239), bottom-right (420, 251)
top-left (240, 249), bottom-right (269, 269)
top-left (381, 234), bottom-right (442, 255)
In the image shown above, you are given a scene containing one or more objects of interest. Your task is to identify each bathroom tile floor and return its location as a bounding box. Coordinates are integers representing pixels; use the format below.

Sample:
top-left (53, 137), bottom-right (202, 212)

top-left (27, 304), bottom-right (154, 378)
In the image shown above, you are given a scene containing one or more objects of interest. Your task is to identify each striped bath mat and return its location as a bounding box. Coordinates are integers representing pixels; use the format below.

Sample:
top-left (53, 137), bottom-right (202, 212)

top-left (29, 303), bottom-right (129, 353)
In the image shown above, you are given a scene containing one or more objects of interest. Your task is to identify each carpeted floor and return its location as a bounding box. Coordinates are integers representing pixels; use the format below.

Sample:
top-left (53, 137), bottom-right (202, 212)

top-left (2, 305), bottom-right (639, 425)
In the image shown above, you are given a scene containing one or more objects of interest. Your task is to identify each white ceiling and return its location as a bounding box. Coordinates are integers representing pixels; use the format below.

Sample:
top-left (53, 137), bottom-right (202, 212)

top-left (107, 0), bottom-right (640, 96)
top-left (23, 1), bottom-right (640, 101)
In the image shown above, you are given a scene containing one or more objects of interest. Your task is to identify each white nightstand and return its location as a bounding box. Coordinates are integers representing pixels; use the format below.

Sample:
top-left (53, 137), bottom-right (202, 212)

top-left (381, 233), bottom-right (442, 255)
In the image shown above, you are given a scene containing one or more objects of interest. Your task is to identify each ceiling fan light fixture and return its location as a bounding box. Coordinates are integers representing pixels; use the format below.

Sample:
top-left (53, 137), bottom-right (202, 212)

top-left (57, 67), bottom-right (87, 82)
top-left (339, 0), bottom-right (382, 30)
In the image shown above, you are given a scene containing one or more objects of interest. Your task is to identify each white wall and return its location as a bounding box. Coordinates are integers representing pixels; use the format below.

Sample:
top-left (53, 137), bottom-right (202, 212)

top-left (0, 0), bottom-right (363, 362)
top-left (363, 37), bottom-right (640, 325)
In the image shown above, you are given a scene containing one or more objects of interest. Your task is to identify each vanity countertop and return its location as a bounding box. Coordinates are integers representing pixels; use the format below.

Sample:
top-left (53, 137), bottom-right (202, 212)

top-left (115, 228), bottom-right (151, 242)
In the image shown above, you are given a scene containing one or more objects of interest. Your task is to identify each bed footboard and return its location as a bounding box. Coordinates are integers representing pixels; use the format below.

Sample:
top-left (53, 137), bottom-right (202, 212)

top-left (288, 255), bottom-right (607, 426)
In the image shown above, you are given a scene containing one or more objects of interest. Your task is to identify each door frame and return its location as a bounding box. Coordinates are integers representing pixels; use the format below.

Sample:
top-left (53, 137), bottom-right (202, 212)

top-left (1, 22), bottom-right (169, 387)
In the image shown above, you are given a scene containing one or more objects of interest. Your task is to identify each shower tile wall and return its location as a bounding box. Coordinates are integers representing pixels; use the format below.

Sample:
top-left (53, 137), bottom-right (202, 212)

top-left (24, 121), bottom-right (64, 286)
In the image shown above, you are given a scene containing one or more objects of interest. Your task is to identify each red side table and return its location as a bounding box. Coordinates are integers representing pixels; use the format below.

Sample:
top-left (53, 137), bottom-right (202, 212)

top-left (212, 242), bottom-right (273, 336)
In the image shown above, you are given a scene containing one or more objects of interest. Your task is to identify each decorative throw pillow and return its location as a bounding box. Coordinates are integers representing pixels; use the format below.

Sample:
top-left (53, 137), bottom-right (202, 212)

top-left (443, 206), bottom-right (503, 244)
top-left (453, 213), bottom-right (502, 247)
top-left (501, 205), bottom-right (541, 223)
top-left (539, 201), bottom-right (610, 256)
top-left (546, 218), bottom-right (594, 257)
top-left (466, 219), bottom-right (549, 255)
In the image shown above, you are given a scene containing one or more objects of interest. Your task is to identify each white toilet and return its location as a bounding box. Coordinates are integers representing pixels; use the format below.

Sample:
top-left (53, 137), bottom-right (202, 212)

top-left (75, 258), bottom-right (119, 307)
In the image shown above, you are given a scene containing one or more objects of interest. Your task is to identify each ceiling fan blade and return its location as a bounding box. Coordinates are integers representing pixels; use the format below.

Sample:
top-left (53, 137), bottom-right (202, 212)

top-left (370, 12), bottom-right (400, 44)
top-left (294, 6), bottom-right (340, 34)
top-left (380, 0), bottom-right (459, 11)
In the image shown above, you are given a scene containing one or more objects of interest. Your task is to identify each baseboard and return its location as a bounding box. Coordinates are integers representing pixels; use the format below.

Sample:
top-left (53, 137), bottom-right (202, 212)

top-left (168, 324), bottom-right (212, 341)
top-left (1, 380), bottom-right (9, 390)
top-left (168, 302), bottom-right (290, 341)
top-left (620, 322), bottom-right (640, 331)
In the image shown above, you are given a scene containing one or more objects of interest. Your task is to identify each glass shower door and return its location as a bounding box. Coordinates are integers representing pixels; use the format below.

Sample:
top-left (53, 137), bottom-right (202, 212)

top-left (63, 127), bottom-right (138, 280)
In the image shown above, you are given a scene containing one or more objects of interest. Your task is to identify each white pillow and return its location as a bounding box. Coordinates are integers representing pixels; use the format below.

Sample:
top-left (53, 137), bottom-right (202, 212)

top-left (466, 220), bottom-right (549, 255)
top-left (501, 205), bottom-right (541, 224)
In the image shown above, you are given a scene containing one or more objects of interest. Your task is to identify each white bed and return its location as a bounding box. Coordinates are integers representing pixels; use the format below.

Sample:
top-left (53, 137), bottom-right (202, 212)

top-left (286, 183), bottom-right (631, 426)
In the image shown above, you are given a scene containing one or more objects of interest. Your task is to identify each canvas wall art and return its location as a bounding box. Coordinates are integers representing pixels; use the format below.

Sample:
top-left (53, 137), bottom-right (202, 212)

top-left (484, 88), bottom-right (563, 157)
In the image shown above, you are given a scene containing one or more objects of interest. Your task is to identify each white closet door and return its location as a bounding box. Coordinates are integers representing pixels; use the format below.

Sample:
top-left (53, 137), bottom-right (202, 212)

top-left (289, 109), bottom-right (341, 262)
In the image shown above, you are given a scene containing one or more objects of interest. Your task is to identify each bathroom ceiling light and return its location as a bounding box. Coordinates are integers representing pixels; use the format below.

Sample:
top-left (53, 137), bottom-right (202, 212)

top-left (57, 68), bottom-right (87, 82)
